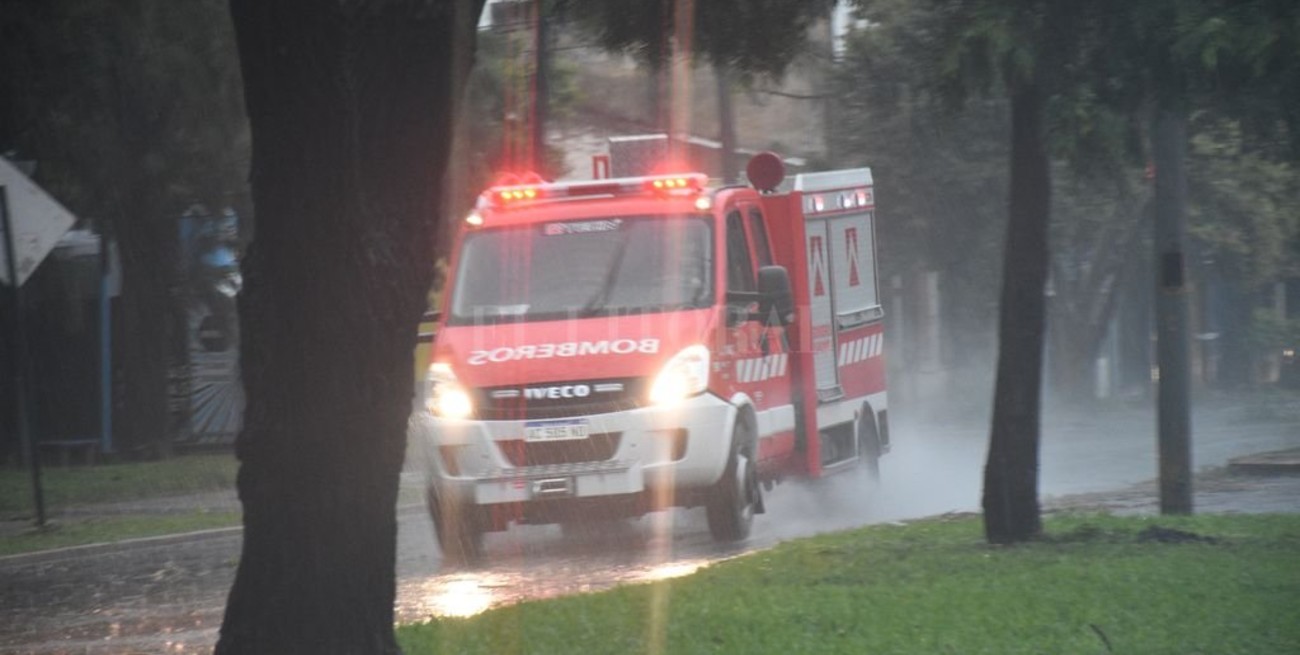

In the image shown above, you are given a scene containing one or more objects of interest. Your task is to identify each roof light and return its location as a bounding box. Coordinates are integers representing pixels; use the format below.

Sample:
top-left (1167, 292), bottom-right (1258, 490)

top-left (465, 211), bottom-right (484, 226)
top-left (490, 185), bottom-right (545, 207)
top-left (645, 174), bottom-right (705, 195)
top-left (694, 196), bottom-right (713, 211)
top-left (481, 172), bottom-right (709, 208)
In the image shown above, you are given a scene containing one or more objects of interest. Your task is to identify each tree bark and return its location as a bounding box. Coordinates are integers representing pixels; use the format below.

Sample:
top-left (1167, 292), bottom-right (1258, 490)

top-left (982, 80), bottom-right (1050, 544)
top-left (216, 1), bottom-right (482, 653)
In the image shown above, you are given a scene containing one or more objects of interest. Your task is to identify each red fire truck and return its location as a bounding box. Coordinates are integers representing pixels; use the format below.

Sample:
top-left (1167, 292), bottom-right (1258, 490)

top-left (411, 152), bottom-right (889, 561)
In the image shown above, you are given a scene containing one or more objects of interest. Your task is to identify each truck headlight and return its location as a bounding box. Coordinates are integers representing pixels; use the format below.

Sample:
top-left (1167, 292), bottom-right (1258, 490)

top-left (425, 362), bottom-right (474, 420)
top-left (649, 345), bottom-right (710, 405)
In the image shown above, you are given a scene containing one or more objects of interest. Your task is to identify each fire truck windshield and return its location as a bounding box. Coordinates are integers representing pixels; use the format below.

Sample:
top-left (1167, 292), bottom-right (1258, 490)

top-left (448, 215), bottom-right (714, 324)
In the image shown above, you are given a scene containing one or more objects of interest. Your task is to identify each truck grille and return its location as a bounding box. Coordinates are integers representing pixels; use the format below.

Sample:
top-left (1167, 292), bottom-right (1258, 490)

top-left (498, 432), bottom-right (622, 466)
top-left (472, 378), bottom-right (647, 420)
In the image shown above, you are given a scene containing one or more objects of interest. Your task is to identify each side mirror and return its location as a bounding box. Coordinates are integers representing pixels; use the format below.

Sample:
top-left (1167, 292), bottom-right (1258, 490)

top-left (756, 265), bottom-right (794, 326)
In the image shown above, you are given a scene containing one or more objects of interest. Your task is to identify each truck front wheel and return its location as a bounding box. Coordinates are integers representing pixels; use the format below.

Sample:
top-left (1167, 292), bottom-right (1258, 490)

top-left (706, 420), bottom-right (760, 542)
top-left (427, 485), bottom-right (483, 566)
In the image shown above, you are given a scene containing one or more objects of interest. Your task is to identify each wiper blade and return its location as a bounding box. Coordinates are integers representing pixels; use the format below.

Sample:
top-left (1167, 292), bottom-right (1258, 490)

top-left (579, 235), bottom-right (631, 315)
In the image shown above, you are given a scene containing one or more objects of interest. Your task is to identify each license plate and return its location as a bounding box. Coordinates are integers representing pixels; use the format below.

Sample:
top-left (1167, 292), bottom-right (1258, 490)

top-left (524, 418), bottom-right (590, 442)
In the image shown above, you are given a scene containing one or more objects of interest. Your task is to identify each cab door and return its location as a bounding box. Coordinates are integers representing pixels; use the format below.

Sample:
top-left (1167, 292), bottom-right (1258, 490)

top-left (722, 203), bottom-right (794, 464)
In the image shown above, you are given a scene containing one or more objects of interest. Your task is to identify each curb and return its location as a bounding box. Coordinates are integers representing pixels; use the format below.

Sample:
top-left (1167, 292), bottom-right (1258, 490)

top-left (1228, 448), bottom-right (1300, 475)
top-left (0, 503), bottom-right (427, 567)
top-left (0, 525), bottom-right (246, 566)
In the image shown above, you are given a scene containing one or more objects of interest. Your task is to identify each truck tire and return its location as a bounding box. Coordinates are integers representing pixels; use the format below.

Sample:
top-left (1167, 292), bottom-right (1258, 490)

top-left (706, 419), bottom-right (760, 542)
top-left (427, 485), bottom-right (483, 566)
top-left (857, 409), bottom-right (882, 484)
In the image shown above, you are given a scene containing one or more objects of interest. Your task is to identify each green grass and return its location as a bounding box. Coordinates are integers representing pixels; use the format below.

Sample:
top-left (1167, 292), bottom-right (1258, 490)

top-left (0, 510), bottom-right (241, 557)
top-left (398, 513), bottom-right (1300, 655)
top-left (0, 453), bottom-right (238, 517)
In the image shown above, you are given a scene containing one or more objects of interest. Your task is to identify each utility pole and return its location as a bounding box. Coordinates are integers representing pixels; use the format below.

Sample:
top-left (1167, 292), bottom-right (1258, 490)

top-left (531, 0), bottom-right (549, 175)
top-left (1152, 107), bottom-right (1193, 515)
top-left (1, 186), bottom-right (47, 527)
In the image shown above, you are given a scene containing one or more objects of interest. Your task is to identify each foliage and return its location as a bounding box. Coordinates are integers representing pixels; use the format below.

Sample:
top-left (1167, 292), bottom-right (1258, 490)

top-left (449, 29), bottom-right (578, 210)
top-left (1188, 115), bottom-right (1300, 292)
top-left (559, 0), bottom-right (834, 79)
top-left (399, 513), bottom-right (1300, 654)
top-left (0, 0), bottom-right (248, 221)
top-left (1247, 308), bottom-right (1300, 352)
top-left (831, 1), bottom-right (1010, 373)
top-left (0, 0), bottom-right (250, 453)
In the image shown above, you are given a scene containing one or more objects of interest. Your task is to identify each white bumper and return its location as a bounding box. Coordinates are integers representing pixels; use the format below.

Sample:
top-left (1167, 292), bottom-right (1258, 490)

top-left (410, 393), bottom-right (735, 506)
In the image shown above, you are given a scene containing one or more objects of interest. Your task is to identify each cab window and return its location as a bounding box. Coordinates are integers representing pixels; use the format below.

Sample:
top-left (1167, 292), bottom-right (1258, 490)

top-left (747, 208), bottom-right (773, 268)
top-left (725, 211), bottom-right (755, 292)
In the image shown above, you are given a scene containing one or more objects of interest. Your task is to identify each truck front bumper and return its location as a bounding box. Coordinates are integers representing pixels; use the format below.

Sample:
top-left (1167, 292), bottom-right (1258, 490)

top-left (409, 393), bottom-right (735, 508)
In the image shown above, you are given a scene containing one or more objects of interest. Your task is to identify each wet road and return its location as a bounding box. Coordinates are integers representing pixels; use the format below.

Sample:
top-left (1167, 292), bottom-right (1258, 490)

top-left (2, 410), bottom-right (1297, 654)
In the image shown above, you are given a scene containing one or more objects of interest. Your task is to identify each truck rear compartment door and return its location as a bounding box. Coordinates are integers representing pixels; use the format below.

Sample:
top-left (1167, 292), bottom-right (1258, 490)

top-left (804, 217), bottom-right (841, 399)
top-left (827, 210), bottom-right (881, 332)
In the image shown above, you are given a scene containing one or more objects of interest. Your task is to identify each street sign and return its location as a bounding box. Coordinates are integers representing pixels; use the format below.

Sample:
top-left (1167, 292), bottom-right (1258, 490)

top-left (0, 157), bottom-right (77, 286)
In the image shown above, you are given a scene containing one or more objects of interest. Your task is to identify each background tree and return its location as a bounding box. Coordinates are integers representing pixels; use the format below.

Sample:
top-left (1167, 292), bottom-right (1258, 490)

top-left (920, 0), bottom-right (1119, 543)
top-left (0, 0), bottom-right (248, 458)
top-left (560, 0), bottom-right (834, 170)
top-left (921, 0), bottom-right (1300, 531)
top-left (831, 0), bottom-right (1009, 407)
top-left (1188, 116), bottom-right (1300, 383)
top-left (1086, 0), bottom-right (1300, 511)
top-left (216, 1), bottom-right (485, 652)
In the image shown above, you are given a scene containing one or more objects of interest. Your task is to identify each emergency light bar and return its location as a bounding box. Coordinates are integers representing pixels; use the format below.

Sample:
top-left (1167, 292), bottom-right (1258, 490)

top-left (482, 173), bottom-right (708, 209)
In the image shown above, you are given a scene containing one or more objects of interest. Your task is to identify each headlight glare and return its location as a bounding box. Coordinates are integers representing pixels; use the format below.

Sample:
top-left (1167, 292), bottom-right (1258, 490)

top-left (649, 345), bottom-right (710, 405)
top-left (425, 362), bottom-right (474, 419)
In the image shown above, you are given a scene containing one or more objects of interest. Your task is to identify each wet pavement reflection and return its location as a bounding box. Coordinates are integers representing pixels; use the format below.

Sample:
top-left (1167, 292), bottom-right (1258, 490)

top-left (394, 506), bottom-right (749, 623)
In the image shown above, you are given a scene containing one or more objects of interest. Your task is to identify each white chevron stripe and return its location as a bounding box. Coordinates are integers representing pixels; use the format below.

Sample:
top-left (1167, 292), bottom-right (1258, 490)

top-left (825, 334), bottom-right (886, 368)
top-left (735, 353), bottom-right (794, 383)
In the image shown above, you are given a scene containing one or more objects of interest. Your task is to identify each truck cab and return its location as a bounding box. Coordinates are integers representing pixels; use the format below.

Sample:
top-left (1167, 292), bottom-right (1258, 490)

top-left (412, 156), bottom-right (887, 561)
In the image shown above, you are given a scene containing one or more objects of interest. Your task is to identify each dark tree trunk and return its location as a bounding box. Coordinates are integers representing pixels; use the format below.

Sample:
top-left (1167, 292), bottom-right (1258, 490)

top-left (216, 2), bottom-right (483, 653)
top-left (982, 81), bottom-right (1050, 544)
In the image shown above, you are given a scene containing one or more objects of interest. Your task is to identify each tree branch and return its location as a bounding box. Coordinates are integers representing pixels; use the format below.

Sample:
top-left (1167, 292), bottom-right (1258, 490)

top-left (754, 88), bottom-right (828, 100)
